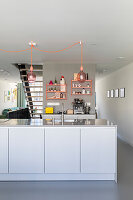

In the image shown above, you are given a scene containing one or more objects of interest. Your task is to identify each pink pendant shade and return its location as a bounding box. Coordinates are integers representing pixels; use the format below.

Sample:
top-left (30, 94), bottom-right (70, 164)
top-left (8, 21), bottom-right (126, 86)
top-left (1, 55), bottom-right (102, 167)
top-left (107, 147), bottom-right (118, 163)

top-left (77, 66), bottom-right (86, 82)
top-left (27, 70), bottom-right (36, 83)
top-left (77, 41), bottom-right (86, 82)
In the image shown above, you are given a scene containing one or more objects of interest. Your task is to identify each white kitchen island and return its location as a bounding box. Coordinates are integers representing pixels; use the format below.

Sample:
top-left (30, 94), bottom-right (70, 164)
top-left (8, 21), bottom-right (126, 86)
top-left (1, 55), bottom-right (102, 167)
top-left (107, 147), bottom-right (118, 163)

top-left (0, 119), bottom-right (117, 182)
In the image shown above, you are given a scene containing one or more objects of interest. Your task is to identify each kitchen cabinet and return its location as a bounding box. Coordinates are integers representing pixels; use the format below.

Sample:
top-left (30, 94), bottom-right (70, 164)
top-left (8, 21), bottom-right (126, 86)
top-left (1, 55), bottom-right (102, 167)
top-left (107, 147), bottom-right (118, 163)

top-left (9, 127), bottom-right (44, 173)
top-left (81, 127), bottom-right (116, 173)
top-left (45, 127), bottom-right (80, 173)
top-left (0, 128), bottom-right (8, 173)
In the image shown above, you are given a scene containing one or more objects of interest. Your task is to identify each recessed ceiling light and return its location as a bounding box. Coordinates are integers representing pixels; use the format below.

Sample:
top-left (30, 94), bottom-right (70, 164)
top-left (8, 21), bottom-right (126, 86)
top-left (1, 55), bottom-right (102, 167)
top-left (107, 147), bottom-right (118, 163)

top-left (29, 41), bottom-right (36, 47)
top-left (103, 69), bottom-right (108, 72)
top-left (117, 56), bottom-right (125, 59)
top-left (0, 69), bottom-right (4, 72)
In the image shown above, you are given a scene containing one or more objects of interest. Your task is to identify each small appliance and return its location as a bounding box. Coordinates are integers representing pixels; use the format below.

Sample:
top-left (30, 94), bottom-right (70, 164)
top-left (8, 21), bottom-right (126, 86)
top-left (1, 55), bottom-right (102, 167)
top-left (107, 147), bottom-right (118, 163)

top-left (73, 98), bottom-right (85, 114)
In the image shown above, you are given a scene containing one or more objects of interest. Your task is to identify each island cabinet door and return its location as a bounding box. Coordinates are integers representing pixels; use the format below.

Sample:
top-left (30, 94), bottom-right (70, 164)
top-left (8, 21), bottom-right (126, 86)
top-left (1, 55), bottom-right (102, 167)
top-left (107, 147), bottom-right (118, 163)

top-left (9, 127), bottom-right (44, 174)
top-left (45, 128), bottom-right (80, 173)
top-left (0, 128), bottom-right (8, 173)
top-left (81, 127), bottom-right (116, 174)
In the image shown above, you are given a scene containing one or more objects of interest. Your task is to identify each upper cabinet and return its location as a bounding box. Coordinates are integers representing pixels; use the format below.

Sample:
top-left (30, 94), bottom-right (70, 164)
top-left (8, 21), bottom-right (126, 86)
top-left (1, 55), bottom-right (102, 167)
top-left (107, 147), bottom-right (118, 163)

top-left (9, 127), bottom-right (44, 174)
top-left (0, 128), bottom-right (8, 173)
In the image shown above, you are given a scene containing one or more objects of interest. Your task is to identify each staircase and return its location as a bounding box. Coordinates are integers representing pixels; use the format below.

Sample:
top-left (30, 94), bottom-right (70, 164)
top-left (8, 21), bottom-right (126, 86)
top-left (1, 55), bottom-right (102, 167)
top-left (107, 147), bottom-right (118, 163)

top-left (18, 64), bottom-right (43, 119)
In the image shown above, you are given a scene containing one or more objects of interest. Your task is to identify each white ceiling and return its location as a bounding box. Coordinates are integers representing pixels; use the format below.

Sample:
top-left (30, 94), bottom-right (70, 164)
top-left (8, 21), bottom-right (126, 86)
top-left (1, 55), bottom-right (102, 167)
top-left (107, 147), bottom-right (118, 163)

top-left (0, 0), bottom-right (133, 81)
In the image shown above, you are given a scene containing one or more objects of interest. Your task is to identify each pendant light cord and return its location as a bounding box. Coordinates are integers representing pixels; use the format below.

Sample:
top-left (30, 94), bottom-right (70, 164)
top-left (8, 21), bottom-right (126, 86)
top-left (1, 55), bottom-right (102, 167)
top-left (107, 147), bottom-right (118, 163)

top-left (0, 41), bottom-right (81, 73)
top-left (81, 41), bottom-right (83, 67)
top-left (32, 41), bottom-right (80, 53)
top-left (30, 43), bottom-right (33, 71)
top-left (0, 42), bottom-right (80, 53)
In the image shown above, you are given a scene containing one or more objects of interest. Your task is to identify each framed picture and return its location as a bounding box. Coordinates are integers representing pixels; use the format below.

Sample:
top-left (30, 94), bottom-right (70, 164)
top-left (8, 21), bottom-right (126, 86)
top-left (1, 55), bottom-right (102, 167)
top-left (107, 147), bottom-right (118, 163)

top-left (120, 88), bottom-right (125, 98)
top-left (107, 90), bottom-right (110, 98)
top-left (115, 89), bottom-right (119, 98)
top-left (111, 89), bottom-right (114, 98)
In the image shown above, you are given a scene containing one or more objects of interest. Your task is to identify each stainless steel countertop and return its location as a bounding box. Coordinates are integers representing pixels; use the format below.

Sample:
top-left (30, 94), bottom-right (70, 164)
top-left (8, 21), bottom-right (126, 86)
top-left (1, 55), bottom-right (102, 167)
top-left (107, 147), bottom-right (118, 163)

top-left (0, 119), bottom-right (116, 127)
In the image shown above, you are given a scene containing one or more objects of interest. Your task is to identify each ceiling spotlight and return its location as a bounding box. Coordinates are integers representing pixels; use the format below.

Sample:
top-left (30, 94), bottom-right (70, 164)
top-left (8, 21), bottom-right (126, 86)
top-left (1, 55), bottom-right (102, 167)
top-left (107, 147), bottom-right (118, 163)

top-left (0, 69), bottom-right (4, 72)
top-left (29, 41), bottom-right (36, 47)
top-left (117, 56), bottom-right (125, 59)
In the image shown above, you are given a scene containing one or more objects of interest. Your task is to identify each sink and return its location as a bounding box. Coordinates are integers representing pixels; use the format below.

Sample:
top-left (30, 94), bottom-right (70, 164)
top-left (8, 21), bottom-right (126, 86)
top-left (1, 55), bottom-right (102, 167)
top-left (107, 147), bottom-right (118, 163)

top-left (54, 119), bottom-right (75, 123)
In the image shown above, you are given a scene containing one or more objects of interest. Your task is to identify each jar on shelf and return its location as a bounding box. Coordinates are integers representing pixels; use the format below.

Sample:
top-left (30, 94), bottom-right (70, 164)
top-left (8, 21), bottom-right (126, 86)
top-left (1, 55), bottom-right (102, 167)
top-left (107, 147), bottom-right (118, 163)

top-left (87, 90), bottom-right (90, 94)
top-left (82, 88), bottom-right (86, 94)
top-left (55, 92), bottom-right (60, 98)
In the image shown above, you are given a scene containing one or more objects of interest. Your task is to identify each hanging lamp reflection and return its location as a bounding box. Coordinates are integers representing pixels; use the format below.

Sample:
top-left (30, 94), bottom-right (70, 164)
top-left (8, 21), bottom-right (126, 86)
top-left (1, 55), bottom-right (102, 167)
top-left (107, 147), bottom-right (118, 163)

top-left (77, 41), bottom-right (86, 82)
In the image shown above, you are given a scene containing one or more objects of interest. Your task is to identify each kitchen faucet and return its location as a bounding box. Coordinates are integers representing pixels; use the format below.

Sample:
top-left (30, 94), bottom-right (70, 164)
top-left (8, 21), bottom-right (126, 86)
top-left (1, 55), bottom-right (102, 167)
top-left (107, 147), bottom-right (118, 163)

top-left (61, 103), bottom-right (64, 125)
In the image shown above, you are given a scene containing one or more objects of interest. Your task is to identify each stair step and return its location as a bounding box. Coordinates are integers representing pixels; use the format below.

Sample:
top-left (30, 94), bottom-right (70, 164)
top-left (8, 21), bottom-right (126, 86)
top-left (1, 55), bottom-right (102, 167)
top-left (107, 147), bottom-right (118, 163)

top-left (21, 75), bottom-right (27, 77)
top-left (32, 117), bottom-right (42, 119)
top-left (25, 91), bottom-right (43, 93)
top-left (29, 108), bottom-right (43, 111)
top-left (26, 96), bottom-right (43, 98)
top-left (20, 69), bottom-right (43, 72)
top-left (28, 104), bottom-right (43, 106)
top-left (27, 101), bottom-right (43, 102)
top-left (31, 113), bottom-right (43, 115)
top-left (24, 86), bottom-right (43, 88)
top-left (22, 80), bottom-right (43, 83)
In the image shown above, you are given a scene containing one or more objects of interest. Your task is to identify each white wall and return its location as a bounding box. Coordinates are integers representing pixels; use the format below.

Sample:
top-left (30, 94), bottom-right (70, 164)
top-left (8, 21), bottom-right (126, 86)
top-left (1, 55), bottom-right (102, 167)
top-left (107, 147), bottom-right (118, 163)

top-left (96, 62), bottom-right (133, 145)
top-left (0, 80), bottom-right (17, 115)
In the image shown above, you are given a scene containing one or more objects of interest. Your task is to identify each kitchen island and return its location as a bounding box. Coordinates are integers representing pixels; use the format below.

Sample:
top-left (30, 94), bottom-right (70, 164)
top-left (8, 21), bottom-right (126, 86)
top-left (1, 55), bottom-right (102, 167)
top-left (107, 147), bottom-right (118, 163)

top-left (0, 119), bottom-right (117, 182)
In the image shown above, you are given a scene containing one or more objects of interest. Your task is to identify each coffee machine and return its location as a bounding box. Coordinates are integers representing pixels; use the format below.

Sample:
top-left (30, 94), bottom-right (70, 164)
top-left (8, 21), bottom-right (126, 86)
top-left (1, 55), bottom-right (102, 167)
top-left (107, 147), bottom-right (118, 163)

top-left (73, 98), bottom-right (85, 114)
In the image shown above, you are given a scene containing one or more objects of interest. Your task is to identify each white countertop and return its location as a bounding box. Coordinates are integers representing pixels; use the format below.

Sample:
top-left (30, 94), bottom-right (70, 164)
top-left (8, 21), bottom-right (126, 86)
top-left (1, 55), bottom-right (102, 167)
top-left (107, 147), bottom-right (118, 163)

top-left (0, 119), bottom-right (116, 127)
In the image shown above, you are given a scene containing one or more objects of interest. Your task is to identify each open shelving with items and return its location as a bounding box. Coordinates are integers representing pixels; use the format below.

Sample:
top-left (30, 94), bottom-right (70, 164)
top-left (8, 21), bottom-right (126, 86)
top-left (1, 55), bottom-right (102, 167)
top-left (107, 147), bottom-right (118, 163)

top-left (46, 84), bottom-right (67, 100)
top-left (71, 80), bottom-right (92, 95)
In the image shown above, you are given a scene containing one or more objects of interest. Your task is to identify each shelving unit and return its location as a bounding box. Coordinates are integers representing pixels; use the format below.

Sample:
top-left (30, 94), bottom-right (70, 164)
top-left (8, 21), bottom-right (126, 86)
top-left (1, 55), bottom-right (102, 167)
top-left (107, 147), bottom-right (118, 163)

top-left (46, 84), bottom-right (67, 100)
top-left (71, 80), bottom-right (92, 95)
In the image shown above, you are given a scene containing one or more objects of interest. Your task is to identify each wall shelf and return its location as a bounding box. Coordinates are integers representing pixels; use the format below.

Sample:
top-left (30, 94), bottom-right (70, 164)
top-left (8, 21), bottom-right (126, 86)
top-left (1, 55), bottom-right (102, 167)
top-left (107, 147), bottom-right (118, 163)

top-left (47, 98), bottom-right (67, 100)
top-left (47, 91), bottom-right (66, 93)
top-left (46, 84), bottom-right (67, 100)
top-left (71, 80), bottom-right (92, 96)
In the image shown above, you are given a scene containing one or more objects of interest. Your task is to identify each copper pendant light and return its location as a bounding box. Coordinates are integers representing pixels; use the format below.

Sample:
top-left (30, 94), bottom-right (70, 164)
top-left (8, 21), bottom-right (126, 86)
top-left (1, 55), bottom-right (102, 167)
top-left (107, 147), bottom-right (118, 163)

top-left (77, 41), bottom-right (86, 82)
top-left (27, 42), bottom-right (36, 83)
top-left (27, 66), bottom-right (36, 83)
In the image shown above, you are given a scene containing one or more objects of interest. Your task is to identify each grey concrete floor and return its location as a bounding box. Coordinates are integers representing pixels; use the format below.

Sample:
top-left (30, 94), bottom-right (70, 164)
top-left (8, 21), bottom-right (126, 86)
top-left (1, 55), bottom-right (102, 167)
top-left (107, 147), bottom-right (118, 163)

top-left (0, 139), bottom-right (132, 200)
